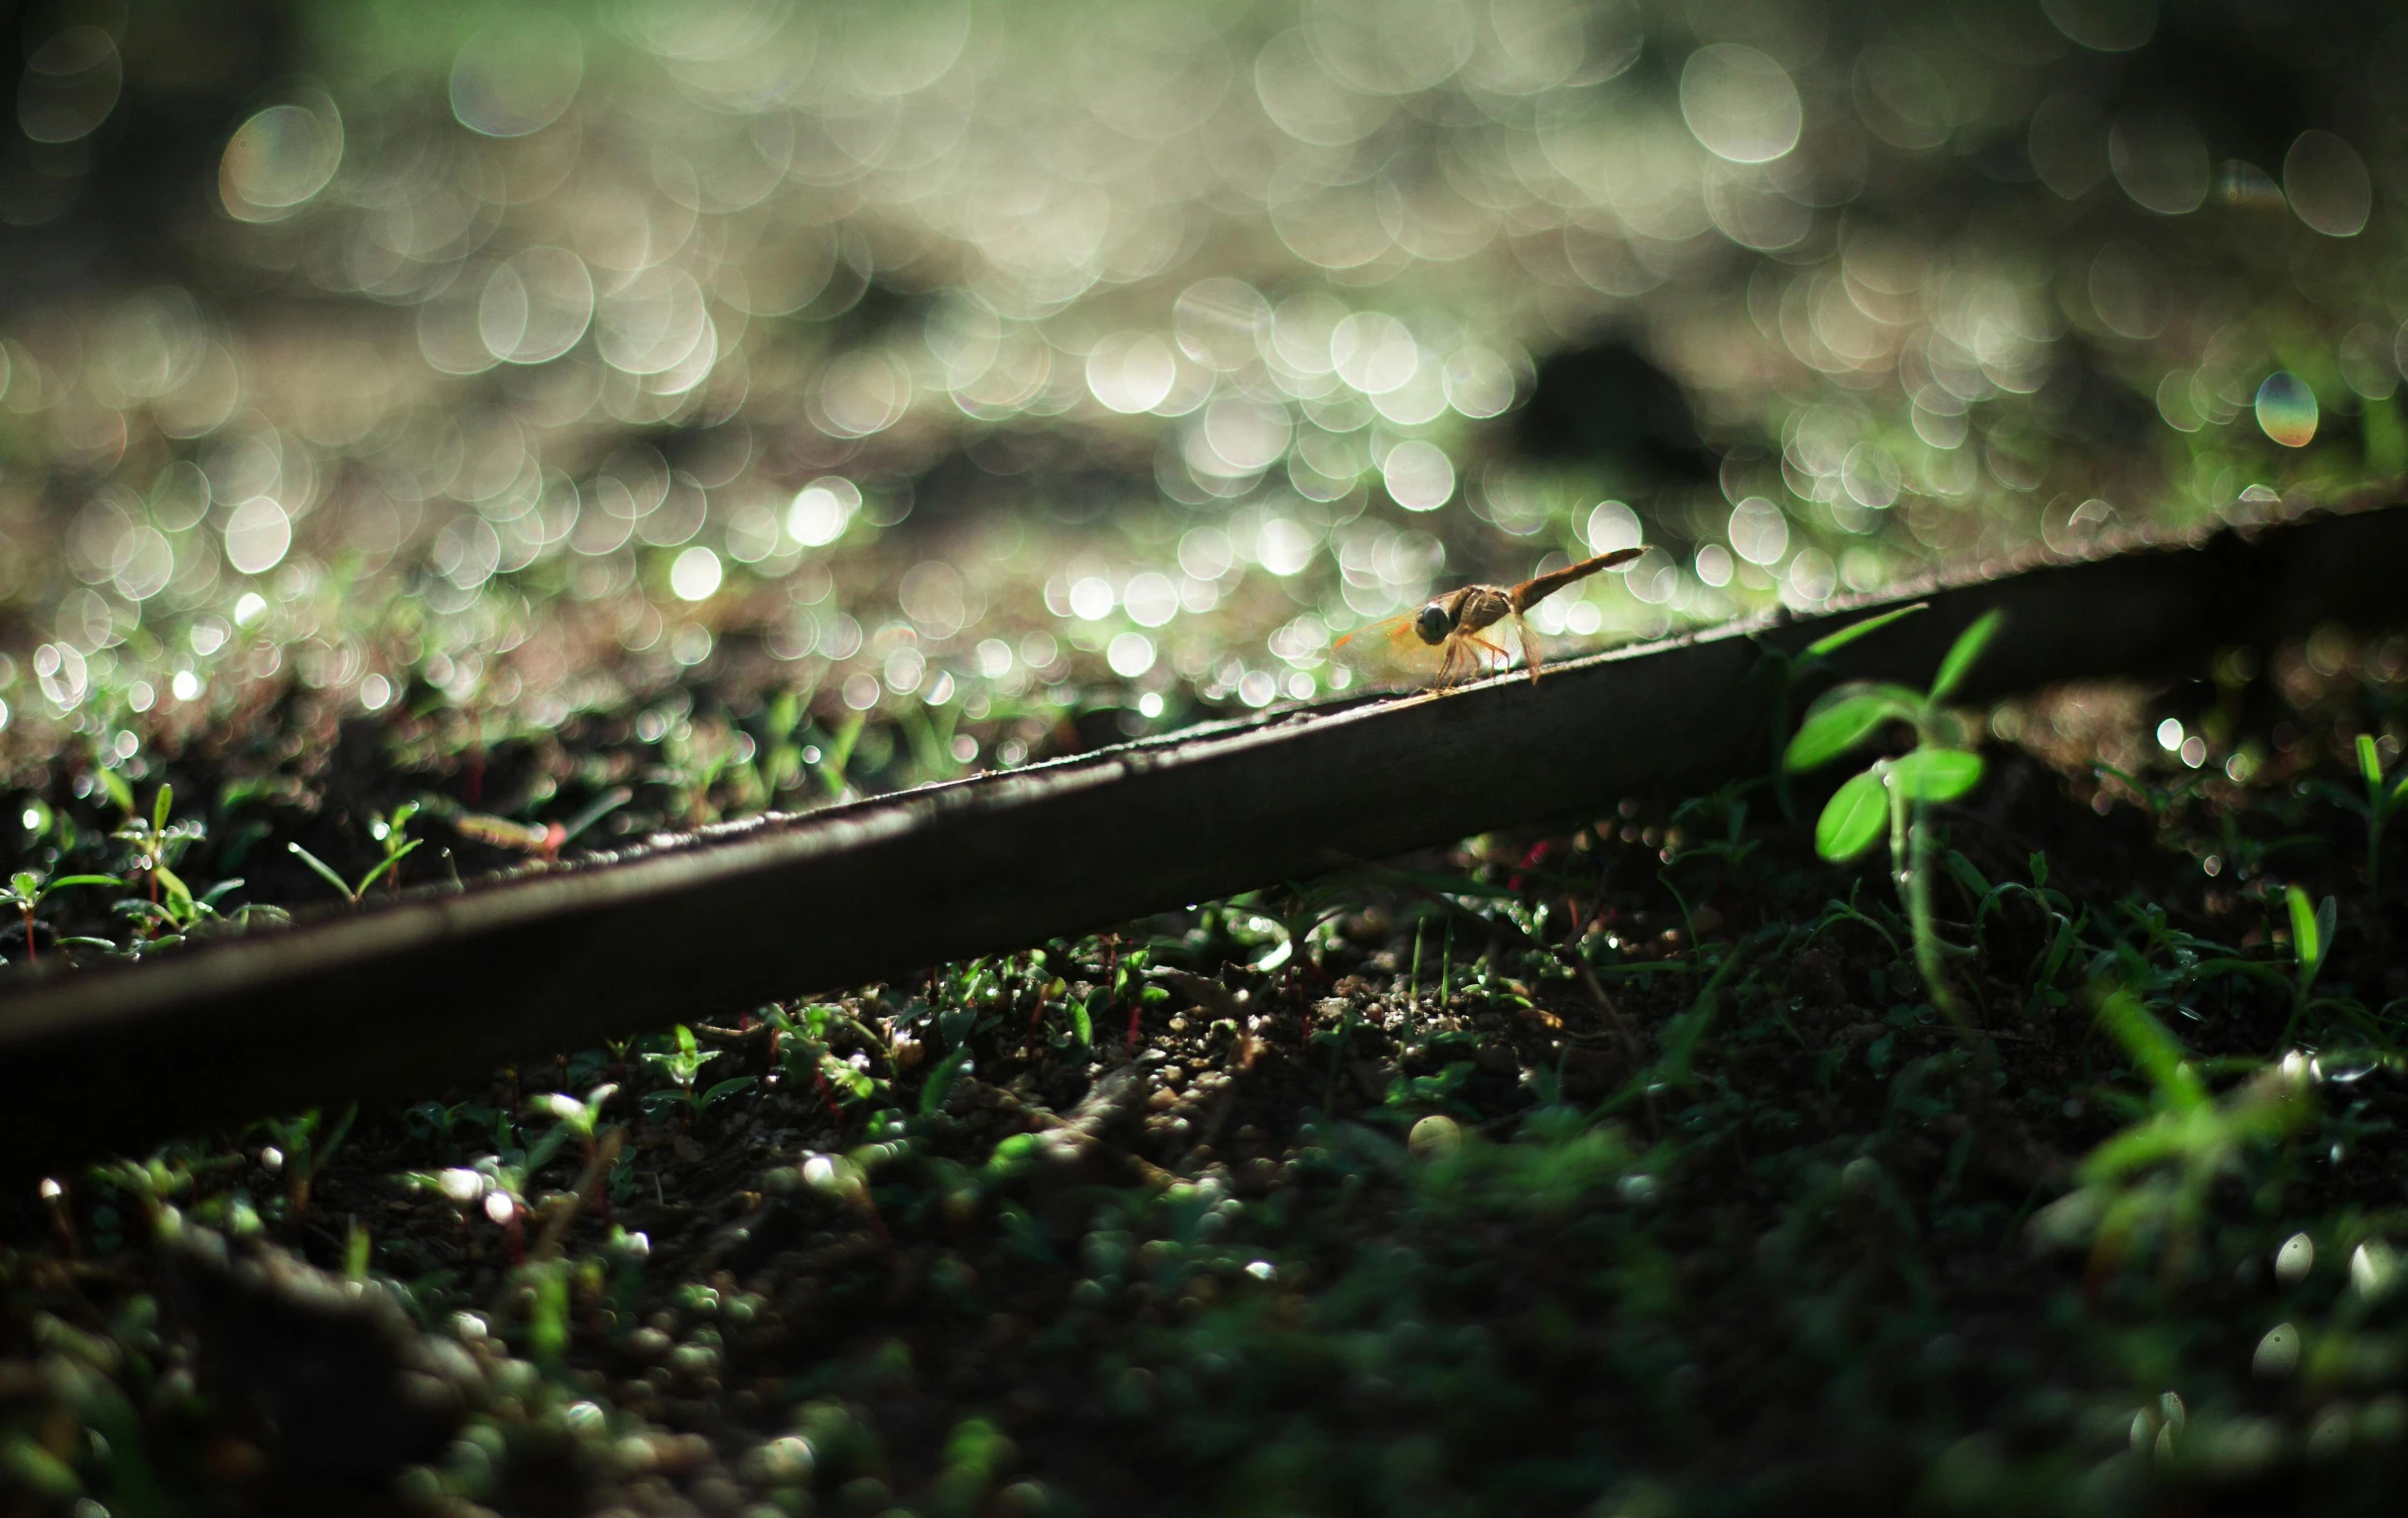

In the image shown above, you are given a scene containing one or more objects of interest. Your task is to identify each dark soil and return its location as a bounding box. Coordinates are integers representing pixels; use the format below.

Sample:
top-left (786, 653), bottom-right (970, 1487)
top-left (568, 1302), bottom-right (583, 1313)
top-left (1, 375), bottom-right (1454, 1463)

top-left (1, 634), bottom-right (2407, 1518)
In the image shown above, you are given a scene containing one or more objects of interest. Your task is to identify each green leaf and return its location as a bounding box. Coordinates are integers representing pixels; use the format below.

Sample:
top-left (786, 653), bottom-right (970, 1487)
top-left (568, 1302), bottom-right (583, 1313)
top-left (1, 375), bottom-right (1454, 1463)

top-left (558, 786), bottom-right (631, 846)
top-left (1784, 688), bottom-right (1914, 772)
top-left (99, 767), bottom-right (134, 818)
top-left (1927, 610), bottom-right (2004, 704)
top-left (153, 865), bottom-right (193, 910)
top-left (1373, 867), bottom-right (1521, 900)
top-left (1944, 850), bottom-right (1993, 900)
top-left (701, 1076), bottom-right (758, 1110)
top-left (355, 839), bottom-right (421, 895)
top-left (1888, 747), bottom-right (1984, 803)
top-left (2091, 986), bottom-right (2206, 1113)
top-left (919, 1044), bottom-right (972, 1116)
top-left (822, 1056), bottom-right (874, 1100)
top-left (2287, 886), bottom-right (2320, 978)
top-left (1803, 602), bottom-right (1926, 660)
top-left (287, 843), bottom-right (358, 903)
top-left (50, 875), bottom-right (123, 892)
top-left (152, 784), bottom-right (174, 834)
top-left (1069, 998), bottom-right (1093, 1047)
top-left (1814, 769), bottom-right (1889, 861)
top-left (2361, 733), bottom-right (2384, 787)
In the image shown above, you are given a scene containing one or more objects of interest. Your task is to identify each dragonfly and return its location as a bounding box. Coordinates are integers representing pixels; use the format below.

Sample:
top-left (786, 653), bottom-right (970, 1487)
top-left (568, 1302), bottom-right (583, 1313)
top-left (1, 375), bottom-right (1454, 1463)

top-left (1334, 547), bottom-right (1644, 691)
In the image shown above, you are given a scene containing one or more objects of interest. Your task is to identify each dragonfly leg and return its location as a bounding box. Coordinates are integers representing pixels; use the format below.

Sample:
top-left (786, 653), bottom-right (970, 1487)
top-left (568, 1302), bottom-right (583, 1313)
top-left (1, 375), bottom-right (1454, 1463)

top-left (1466, 633), bottom-right (1513, 674)
top-left (1433, 639), bottom-right (1469, 690)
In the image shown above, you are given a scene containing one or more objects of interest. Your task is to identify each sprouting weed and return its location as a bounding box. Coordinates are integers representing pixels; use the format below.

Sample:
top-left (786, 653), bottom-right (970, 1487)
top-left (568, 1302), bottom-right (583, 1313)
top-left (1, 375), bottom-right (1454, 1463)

top-left (2280, 884), bottom-right (2342, 1045)
top-left (2029, 983), bottom-right (2315, 1282)
top-left (1785, 610), bottom-right (2001, 1024)
top-left (0, 868), bottom-right (122, 966)
top-left (2301, 732), bottom-right (2408, 907)
top-left (638, 1025), bottom-right (755, 1125)
top-left (1754, 600), bottom-right (1928, 820)
top-left (251, 1106), bottom-right (359, 1217)
top-left (111, 784), bottom-right (206, 926)
top-left (804, 711), bottom-right (868, 803)
top-left (288, 802), bottom-right (423, 906)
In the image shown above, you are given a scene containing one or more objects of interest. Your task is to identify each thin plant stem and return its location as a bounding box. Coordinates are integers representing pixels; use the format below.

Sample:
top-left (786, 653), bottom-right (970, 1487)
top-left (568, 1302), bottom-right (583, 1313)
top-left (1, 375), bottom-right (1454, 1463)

top-left (1906, 802), bottom-right (1965, 1025)
top-left (1888, 774), bottom-right (1967, 1026)
top-left (1440, 918), bottom-right (1453, 1008)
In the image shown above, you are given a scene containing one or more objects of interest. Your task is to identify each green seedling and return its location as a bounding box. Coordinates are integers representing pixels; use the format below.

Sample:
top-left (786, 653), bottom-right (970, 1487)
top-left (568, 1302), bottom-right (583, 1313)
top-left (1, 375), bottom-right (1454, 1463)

top-left (1757, 601), bottom-right (1927, 819)
top-left (254, 1105), bottom-right (358, 1217)
top-left (805, 711), bottom-right (868, 801)
top-left (1786, 610), bottom-right (2000, 1023)
top-left (2281, 884), bottom-right (2339, 1045)
top-left (901, 698), bottom-right (968, 785)
top-left (1, 869), bottom-right (121, 965)
top-left (524, 1083), bottom-right (624, 1246)
top-left (116, 876), bottom-right (279, 949)
top-left (754, 689), bottom-right (809, 797)
top-left (661, 719), bottom-right (746, 826)
top-left (2090, 759), bottom-right (2209, 825)
top-left (2303, 734), bottom-right (2408, 904)
top-left (288, 802), bottom-right (422, 905)
top-left (112, 784), bottom-right (205, 921)
top-left (2030, 984), bottom-right (2313, 1282)
top-left (638, 1024), bottom-right (754, 1124)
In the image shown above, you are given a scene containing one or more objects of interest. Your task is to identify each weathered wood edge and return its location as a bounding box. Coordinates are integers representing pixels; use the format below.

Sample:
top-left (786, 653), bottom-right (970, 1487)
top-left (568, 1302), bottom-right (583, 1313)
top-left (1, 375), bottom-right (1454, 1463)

top-left (1, 497), bottom-right (2403, 1167)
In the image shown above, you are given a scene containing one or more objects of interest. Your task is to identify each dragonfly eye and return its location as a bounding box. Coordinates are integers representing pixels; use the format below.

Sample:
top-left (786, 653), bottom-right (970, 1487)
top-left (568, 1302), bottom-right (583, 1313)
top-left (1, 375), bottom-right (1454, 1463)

top-left (1413, 603), bottom-right (1452, 645)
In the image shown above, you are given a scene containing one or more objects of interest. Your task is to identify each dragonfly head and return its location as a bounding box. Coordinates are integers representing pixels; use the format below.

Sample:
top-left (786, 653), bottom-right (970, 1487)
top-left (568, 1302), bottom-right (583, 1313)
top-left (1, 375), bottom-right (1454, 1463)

top-left (1413, 601), bottom-right (1453, 645)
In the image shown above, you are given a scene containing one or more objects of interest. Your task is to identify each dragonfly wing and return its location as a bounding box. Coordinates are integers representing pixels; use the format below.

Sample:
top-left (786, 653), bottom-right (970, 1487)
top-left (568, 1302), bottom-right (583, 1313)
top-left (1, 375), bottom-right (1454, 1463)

top-left (1331, 614), bottom-right (1407, 652)
top-left (1334, 615), bottom-right (1442, 680)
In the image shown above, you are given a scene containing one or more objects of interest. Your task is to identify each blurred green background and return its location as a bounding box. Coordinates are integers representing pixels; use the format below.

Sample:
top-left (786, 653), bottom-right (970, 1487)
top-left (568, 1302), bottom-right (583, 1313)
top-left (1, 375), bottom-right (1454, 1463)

top-left (0, 0), bottom-right (2401, 797)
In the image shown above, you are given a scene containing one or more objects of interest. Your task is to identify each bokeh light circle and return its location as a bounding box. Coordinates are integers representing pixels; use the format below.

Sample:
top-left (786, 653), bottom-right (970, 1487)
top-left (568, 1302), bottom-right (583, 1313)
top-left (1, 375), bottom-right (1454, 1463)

top-left (2041, 0), bottom-right (2158, 52)
top-left (669, 546), bottom-right (724, 602)
top-left (223, 496), bottom-right (293, 575)
top-left (2254, 372), bottom-right (2317, 448)
top-left (451, 16), bottom-right (585, 138)
top-left (219, 98), bottom-right (343, 222)
top-left (1679, 45), bottom-right (1801, 165)
top-left (1382, 440), bottom-right (1455, 511)
top-left (19, 26), bottom-right (121, 143)
top-left (2283, 130), bottom-right (2372, 238)
top-left (480, 247), bottom-right (596, 365)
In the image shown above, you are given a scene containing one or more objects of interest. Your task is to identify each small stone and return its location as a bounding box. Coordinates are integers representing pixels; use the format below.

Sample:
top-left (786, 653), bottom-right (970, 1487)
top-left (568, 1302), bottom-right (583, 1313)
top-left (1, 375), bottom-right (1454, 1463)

top-left (1407, 1115), bottom-right (1462, 1160)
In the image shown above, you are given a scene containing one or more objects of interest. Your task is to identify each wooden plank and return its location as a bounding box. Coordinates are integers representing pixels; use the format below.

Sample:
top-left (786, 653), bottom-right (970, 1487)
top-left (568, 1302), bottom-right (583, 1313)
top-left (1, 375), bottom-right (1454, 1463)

top-left (1, 497), bottom-right (2403, 1168)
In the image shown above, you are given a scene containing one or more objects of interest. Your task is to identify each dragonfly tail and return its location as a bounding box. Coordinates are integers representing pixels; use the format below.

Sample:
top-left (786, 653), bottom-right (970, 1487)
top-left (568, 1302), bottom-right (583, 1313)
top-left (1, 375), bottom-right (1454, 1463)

top-left (1511, 546), bottom-right (1643, 612)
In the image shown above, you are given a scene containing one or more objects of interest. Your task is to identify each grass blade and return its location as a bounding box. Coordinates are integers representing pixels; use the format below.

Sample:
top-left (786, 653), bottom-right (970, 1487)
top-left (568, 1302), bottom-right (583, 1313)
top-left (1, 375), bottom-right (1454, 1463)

top-left (1927, 611), bottom-right (2004, 704)
top-left (286, 843), bottom-right (359, 904)
top-left (2287, 885), bottom-right (2321, 983)
top-left (1803, 602), bottom-right (1926, 660)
